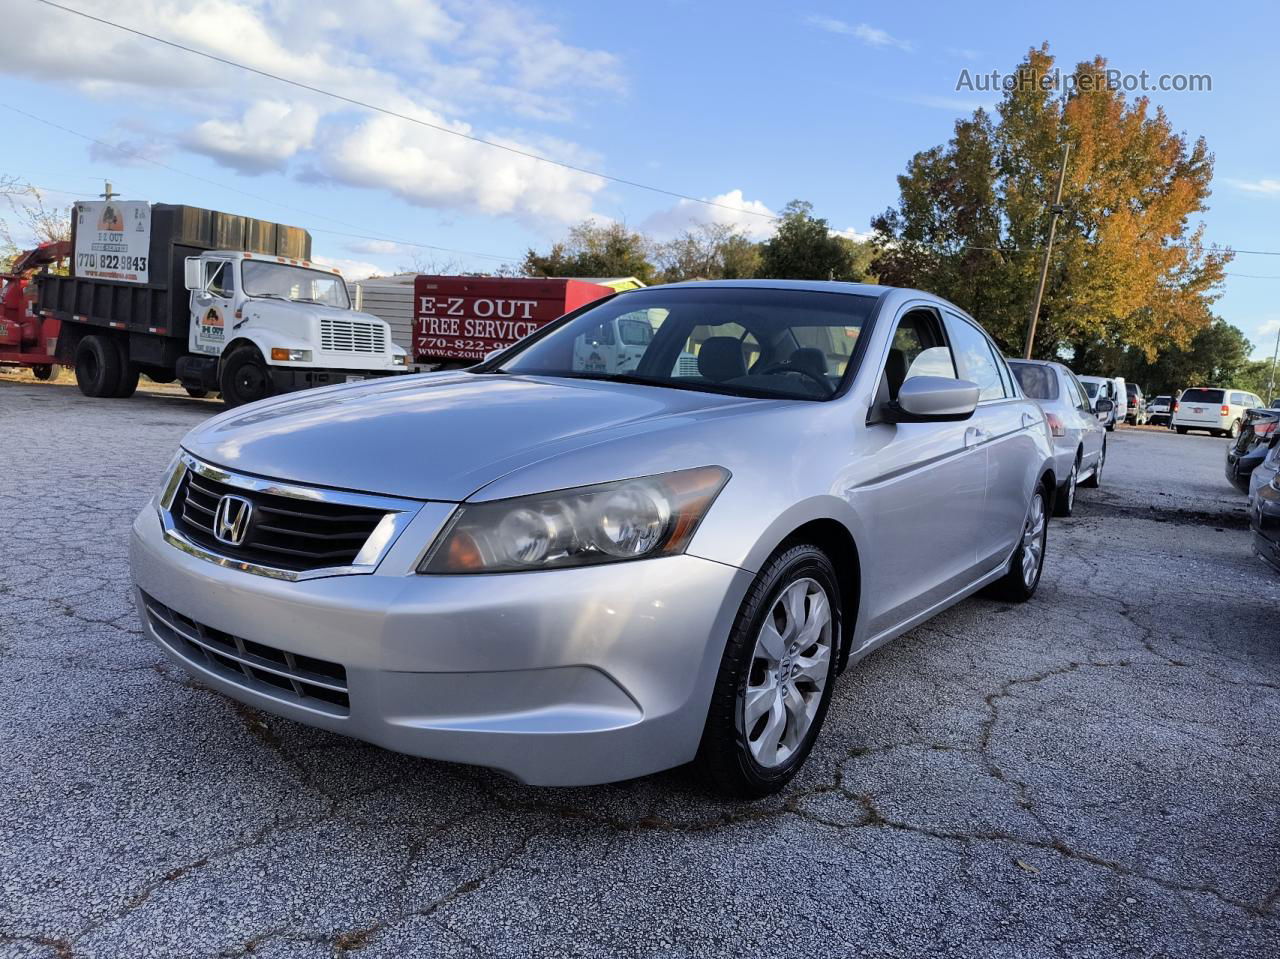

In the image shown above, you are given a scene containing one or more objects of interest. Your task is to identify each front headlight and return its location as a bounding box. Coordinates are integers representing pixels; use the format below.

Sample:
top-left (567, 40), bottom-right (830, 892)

top-left (420, 466), bottom-right (730, 574)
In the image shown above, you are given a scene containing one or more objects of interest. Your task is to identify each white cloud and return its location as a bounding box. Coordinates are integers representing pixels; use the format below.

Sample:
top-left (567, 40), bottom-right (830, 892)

top-left (188, 101), bottom-right (320, 174)
top-left (1230, 178), bottom-right (1280, 195)
top-left (805, 16), bottom-right (912, 52)
top-left (641, 190), bottom-right (776, 240)
top-left (834, 226), bottom-right (876, 243)
top-left (900, 93), bottom-right (995, 112)
top-left (1, 0), bottom-right (625, 224)
top-left (948, 47), bottom-right (983, 61)
top-left (312, 255), bottom-right (388, 281)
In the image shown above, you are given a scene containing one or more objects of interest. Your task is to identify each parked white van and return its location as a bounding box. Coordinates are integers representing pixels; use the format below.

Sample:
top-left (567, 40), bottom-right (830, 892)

top-left (1173, 387), bottom-right (1265, 438)
top-left (1078, 375), bottom-right (1121, 431)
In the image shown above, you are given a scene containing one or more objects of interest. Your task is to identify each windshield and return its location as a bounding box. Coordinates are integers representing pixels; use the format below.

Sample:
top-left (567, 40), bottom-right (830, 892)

top-left (242, 260), bottom-right (350, 309)
top-left (1081, 380), bottom-right (1099, 397)
top-left (1009, 361), bottom-right (1059, 400)
top-left (492, 287), bottom-right (878, 400)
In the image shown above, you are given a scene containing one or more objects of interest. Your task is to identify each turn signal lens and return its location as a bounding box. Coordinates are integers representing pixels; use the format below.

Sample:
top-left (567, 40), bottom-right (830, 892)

top-left (270, 348), bottom-right (312, 362)
top-left (420, 467), bottom-right (731, 574)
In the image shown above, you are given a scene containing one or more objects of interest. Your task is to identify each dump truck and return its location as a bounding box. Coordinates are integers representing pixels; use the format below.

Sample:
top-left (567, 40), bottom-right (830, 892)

top-left (39, 201), bottom-right (407, 405)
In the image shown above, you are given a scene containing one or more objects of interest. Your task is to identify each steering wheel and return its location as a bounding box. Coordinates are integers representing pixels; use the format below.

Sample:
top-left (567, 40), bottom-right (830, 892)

top-left (755, 360), bottom-right (833, 395)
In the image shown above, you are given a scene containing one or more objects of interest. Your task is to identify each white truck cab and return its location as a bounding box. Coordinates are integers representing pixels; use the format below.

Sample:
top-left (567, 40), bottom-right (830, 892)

top-left (181, 252), bottom-right (407, 406)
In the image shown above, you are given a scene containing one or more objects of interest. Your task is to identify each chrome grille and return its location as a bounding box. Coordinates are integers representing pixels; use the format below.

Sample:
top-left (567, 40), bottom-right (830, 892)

top-left (320, 317), bottom-right (386, 354)
top-left (142, 592), bottom-right (349, 715)
top-left (175, 470), bottom-right (389, 572)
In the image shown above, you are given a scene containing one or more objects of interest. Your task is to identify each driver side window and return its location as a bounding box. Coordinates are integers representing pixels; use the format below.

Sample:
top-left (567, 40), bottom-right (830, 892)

top-left (881, 308), bottom-right (957, 401)
top-left (204, 261), bottom-right (234, 299)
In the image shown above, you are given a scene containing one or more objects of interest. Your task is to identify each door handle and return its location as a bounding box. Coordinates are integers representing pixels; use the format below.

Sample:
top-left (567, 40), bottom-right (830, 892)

top-left (965, 426), bottom-right (988, 448)
top-left (1021, 411), bottom-right (1039, 429)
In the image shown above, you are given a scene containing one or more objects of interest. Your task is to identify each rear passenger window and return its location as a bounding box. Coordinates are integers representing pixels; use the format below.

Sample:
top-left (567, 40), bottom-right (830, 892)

top-left (1010, 363), bottom-right (1058, 400)
top-left (1231, 392), bottom-right (1245, 406)
top-left (947, 318), bottom-right (1007, 401)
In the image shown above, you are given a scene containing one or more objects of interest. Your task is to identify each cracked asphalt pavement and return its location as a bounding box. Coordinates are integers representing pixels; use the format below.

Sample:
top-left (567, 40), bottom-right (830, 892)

top-left (2, 373), bottom-right (1277, 958)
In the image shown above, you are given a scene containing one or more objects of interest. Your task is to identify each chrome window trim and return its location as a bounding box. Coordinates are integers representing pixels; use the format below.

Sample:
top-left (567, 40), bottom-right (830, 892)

top-left (158, 451), bottom-right (424, 581)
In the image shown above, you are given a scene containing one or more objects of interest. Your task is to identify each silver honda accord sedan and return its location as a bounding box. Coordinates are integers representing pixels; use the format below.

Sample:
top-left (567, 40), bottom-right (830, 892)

top-left (130, 281), bottom-right (1057, 796)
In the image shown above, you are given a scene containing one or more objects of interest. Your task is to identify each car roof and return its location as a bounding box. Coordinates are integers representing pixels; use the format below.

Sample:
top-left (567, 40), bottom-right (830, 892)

top-left (651, 279), bottom-right (891, 297)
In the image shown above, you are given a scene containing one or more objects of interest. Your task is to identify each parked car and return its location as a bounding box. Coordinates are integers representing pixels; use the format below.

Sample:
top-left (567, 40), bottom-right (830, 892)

top-left (1078, 375), bottom-right (1120, 431)
top-left (1172, 387), bottom-right (1265, 438)
top-left (1112, 376), bottom-right (1130, 424)
top-left (1147, 395), bottom-right (1173, 426)
top-left (1226, 407), bottom-right (1280, 493)
top-left (1249, 444), bottom-right (1280, 572)
top-left (130, 281), bottom-right (1057, 796)
top-left (1125, 383), bottom-right (1147, 425)
top-left (1008, 359), bottom-right (1108, 516)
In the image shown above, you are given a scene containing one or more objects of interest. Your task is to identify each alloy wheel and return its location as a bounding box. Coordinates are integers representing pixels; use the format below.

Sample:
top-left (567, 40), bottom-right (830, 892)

top-left (1021, 492), bottom-right (1047, 588)
top-left (742, 577), bottom-right (833, 768)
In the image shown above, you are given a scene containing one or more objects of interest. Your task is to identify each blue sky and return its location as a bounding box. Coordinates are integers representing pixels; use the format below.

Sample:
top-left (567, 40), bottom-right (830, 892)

top-left (3, 0), bottom-right (1279, 357)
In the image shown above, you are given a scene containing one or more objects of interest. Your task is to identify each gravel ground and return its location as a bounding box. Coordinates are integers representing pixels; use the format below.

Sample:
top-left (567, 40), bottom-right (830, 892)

top-left (1, 372), bottom-right (1277, 959)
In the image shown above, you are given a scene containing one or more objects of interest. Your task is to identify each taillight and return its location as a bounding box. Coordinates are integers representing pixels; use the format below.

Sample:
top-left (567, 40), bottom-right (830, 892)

top-left (1256, 421), bottom-right (1278, 436)
top-left (1221, 405), bottom-right (1231, 416)
top-left (1045, 412), bottom-right (1066, 437)
top-left (1173, 401), bottom-right (1180, 412)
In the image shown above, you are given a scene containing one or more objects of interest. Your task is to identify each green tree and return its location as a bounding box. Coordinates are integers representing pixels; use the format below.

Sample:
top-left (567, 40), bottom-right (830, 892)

top-left (520, 220), bottom-right (657, 284)
top-left (873, 44), bottom-right (1231, 360)
top-left (1115, 319), bottom-right (1252, 396)
top-left (758, 200), bottom-right (874, 281)
top-left (653, 223), bottom-right (761, 283)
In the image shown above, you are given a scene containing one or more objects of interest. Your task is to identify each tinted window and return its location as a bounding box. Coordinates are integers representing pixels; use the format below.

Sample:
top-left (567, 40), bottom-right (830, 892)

top-left (498, 287), bottom-right (876, 400)
top-left (1009, 362), bottom-right (1059, 400)
top-left (1230, 392), bottom-right (1246, 406)
top-left (619, 317), bottom-right (653, 346)
top-left (1081, 380), bottom-right (1099, 398)
top-left (948, 319), bottom-right (1006, 400)
top-left (1181, 388), bottom-right (1225, 404)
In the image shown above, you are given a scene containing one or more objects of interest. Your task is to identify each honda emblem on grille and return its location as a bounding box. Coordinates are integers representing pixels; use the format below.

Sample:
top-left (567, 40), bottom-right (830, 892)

top-left (213, 494), bottom-right (254, 546)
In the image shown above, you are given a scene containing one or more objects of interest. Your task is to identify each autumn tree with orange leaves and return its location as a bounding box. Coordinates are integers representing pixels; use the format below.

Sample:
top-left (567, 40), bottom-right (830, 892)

top-left (871, 44), bottom-right (1232, 366)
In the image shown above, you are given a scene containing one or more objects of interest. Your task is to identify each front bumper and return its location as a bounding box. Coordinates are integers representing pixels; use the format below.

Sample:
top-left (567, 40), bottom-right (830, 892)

top-left (269, 366), bottom-right (403, 393)
top-left (130, 506), bottom-right (753, 785)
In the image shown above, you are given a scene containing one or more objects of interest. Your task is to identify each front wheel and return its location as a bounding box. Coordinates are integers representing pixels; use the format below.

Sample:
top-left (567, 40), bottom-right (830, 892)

top-left (184, 387), bottom-right (209, 399)
top-left (695, 544), bottom-right (841, 798)
top-left (990, 484), bottom-right (1048, 602)
top-left (220, 348), bottom-right (274, 408)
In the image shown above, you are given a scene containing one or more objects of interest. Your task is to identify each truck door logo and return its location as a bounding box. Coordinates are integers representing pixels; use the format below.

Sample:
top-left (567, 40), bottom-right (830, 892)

top-left (213, 495), bottom-right (254, 546)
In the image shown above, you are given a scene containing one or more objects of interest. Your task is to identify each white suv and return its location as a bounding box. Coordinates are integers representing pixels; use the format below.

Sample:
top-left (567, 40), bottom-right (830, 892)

top-left (1173, 387), bottom-right (1264, 438)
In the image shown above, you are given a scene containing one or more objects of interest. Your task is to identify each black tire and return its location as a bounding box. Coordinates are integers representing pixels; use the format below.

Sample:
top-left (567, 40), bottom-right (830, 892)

top-left (31, 364), bottom-right (59, 382)
top-left (184, 387), bottom-right (209, 399)
top-left (1054, 455), bottom-right (1079, 517)
top-left (1176, 426), bottom-right (1188, 435)
top-left (1228, 419), bottom-right (1241, 440)
top-left (990, 482), bottom-right (1049, 602)
top-left (1081, 441), bottom-right (1104, 488)
top-left (220, 348), bottom-right (274, 408)
top-left (111, 338), bottom-right (138, 398)
top-left (695, 543), bottom-right (842, 798)
top-left (74, 335), bottom-right (122, 398)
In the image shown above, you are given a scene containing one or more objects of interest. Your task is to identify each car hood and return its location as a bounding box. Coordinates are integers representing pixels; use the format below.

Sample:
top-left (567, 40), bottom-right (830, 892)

top-left (181, 372), bottom-right (767, 501)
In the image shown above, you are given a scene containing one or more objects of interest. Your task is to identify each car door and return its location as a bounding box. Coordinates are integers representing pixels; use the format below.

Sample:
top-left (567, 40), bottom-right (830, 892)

top-left (943, 313), bottom-right (1041, 574)
top-left (193, 259), bottom-right (236, 355)
top-left (1064, 370), bottom-right (1104, 469)
top-left (856, 305), bottom-right (988, 637)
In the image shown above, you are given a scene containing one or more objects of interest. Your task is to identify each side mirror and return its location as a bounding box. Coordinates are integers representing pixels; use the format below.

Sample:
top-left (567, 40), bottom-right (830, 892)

top-left (183, 257), bottom-right (204, 292)
top-left (1095, 398), bottom-right (1115, 414)
top-left (885, 376), bottom-right (980, 423)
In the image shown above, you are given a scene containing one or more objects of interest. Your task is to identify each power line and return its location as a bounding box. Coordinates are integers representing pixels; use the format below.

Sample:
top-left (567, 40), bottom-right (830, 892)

top-left (33, 0), bottom-right (780, 223)
top-left (0, 102), bottom-right (522, 263)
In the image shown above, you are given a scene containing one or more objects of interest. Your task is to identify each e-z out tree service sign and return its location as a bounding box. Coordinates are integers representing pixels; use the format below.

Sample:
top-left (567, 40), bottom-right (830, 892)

top-left (74, 201), bottom-right (151, 284)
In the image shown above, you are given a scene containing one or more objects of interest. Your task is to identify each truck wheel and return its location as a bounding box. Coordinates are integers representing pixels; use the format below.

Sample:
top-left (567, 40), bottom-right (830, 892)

top-left (112, 339), bottom-right (139, 398)
top-left (220, 348), bottom-right (274, 408)
top-left (32, 364), bottom-right (60, 382)
top-left (74, 335), bottom-right (122, 398)
top-left (184, 387), bottom-right (209, 399)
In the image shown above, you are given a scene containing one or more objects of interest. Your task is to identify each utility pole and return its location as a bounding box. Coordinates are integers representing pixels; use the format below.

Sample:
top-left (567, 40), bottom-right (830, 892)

top-left (1023, 143), bottom-right (1070, 359)
top-left (1268, 325), bottom-right (1280, 406)
top-left (100, 181), bottom-right (118, 201)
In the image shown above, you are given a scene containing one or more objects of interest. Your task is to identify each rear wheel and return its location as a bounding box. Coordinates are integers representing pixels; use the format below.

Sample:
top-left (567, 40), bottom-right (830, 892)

top-left (1054, 456), bottom-right (1079, 517)
top-left (184, 387), bottom-right (209, 399)
top-left (31, 364), bottom-right (60, 381)
top-left (74, 335), bottom-right (122, 398)
top-left (695, 544), bottom-right (841, 798)
top-left (1176, 426), bottom-right (1188, 435)
top-left (991, 484), bottom-right (1048, 602)
top-left (1228, 419), bottom-right (1242, 440)
top-left (220, 348), bottom-right (274, 408)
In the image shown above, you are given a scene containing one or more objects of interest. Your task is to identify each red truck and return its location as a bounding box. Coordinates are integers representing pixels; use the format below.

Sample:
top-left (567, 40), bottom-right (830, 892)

top-left (0, 240), bottom-right (71, 379)
top-left (411, 276), bottom-right (617, 365)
